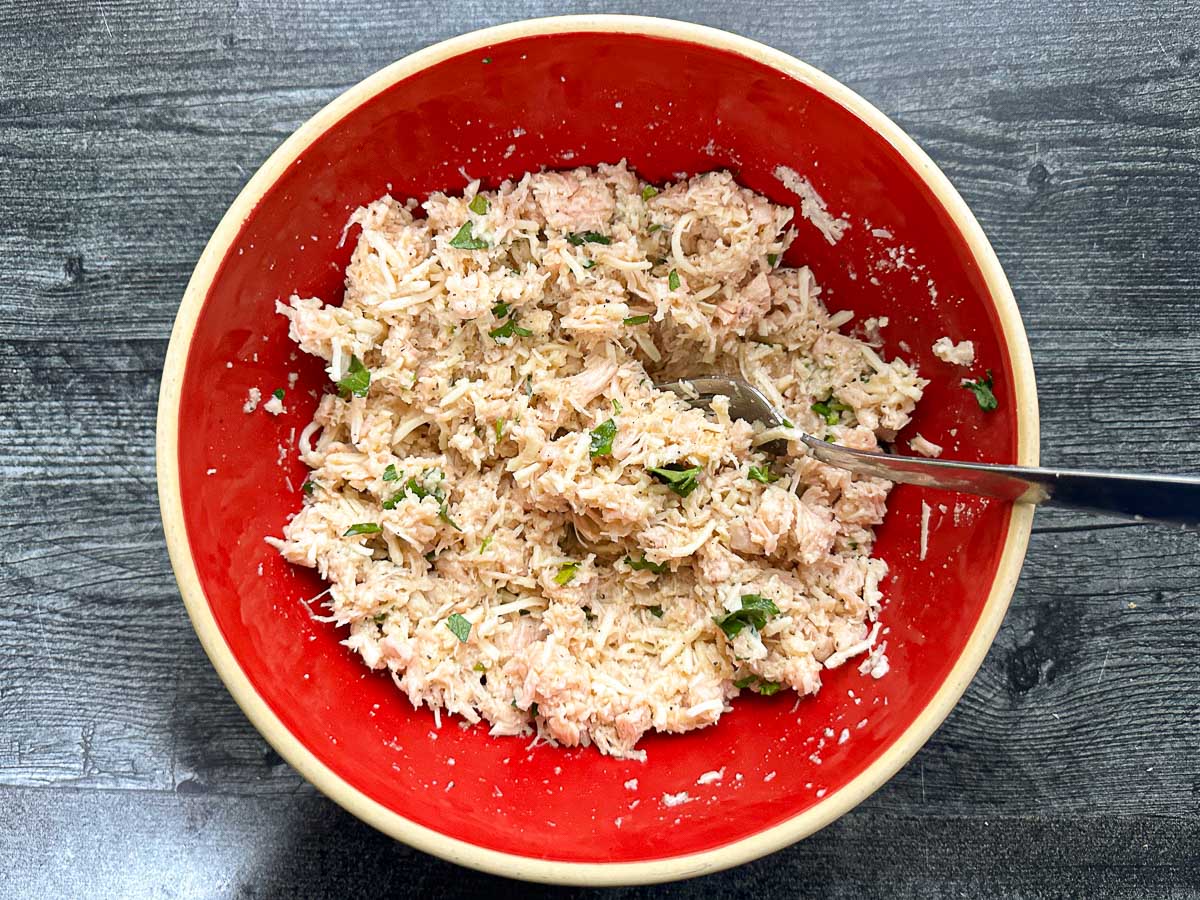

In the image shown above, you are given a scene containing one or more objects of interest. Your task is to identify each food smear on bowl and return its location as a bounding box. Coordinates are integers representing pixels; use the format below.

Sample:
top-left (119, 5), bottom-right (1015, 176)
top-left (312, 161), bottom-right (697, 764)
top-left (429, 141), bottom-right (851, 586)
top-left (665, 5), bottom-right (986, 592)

top-left (266, 163), bottom-right (928, 760)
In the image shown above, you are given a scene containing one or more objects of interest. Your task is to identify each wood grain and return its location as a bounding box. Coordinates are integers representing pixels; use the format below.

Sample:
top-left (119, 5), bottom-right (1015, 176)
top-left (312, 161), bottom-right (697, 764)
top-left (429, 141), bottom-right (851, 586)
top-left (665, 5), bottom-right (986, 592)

top-left (1, 0), bottom-right (1198, 896)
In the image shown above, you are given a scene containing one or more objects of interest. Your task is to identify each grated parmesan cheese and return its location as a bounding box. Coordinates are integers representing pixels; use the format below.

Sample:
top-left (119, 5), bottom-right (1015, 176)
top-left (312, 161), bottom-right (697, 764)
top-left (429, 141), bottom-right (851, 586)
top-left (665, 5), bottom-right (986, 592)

top-left (773, 165), bottom-right (850, 245)
top-left (931, 336), bottom-right (975, 367)
top-left (909, 433), bottom-right (943, 458)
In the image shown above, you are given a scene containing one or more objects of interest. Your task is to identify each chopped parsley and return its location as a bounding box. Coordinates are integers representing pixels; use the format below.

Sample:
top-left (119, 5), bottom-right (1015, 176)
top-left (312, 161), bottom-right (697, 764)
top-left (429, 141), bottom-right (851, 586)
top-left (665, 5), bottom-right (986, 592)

top-left (748, 465), bottom-right (780, 484)
top-left (445, 613), bottom-right (471, 643)
top-left (623, 314), bottom-right (650, 325)
top-left (473, 661), bottom-right (487, 673)
top-left (343, 522), bottom-right (381, 537)
top-left (648, 463), bottom-right (702, 498)
top-left (494, 419), bottom-right (506, 441)
top-left (734, 674), bottom-right (786, 695)
top-left (337, 355), bottom-right (371, 398)
top-left (649, 605), bottom-right (664, 618)
top-left (554, 561), bottom-right (580, 585)
top-left (301, 480), bottom-right (316, 496)
top-left (612, 398), bottom-right (623, 414)
top-left (438, 502), bottom-right (462, 532)
top-left (589, 418), bottom-right (616, 457)
top-left (811, 398), bottom-right (851, 425)
top-left (641, 185), bottom-right (658, 201)
top-left (668, 269), bottom-right (680, 291)
top-left (963, 370), bottom-right (998, 411)
top-left (767, 253), bottom-right (779, 267)
top-left (449, 221), bottom-right (488, 250)
top-left (581, 259), bottom-right (596, 270)
top-left (468, 194), bottom-right (489, 216)
top-left (626, 555), bottom-right (667, 575)
top-left (403, 468), bottom-right (446, 504)
top-left (382, 464), bottom-right (400, 482)
top-left (566, 231), bottom-right (611, 246)
top-left (489, 317), bottom-right (533, 341)
top-left (647, 223), bottom-right (662, 234)
top-left (479, 535), bottom-right (493, 554)
top-left (272, 388), bottom-right (285, 400)
top-left (714, 594), bottom-right (780, 639)
top-left (491, 300), bottom-right (511, 318)
top-left (382, 492), bottom-right (404, 510)
top-left (781, 417), bottom-right (795, 428)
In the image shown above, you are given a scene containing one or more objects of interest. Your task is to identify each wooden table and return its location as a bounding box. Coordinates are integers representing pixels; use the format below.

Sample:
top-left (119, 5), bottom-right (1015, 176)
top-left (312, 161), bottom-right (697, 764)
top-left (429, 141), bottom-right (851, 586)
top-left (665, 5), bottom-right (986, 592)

top-left (3, 2), bottom-right (1197, 896)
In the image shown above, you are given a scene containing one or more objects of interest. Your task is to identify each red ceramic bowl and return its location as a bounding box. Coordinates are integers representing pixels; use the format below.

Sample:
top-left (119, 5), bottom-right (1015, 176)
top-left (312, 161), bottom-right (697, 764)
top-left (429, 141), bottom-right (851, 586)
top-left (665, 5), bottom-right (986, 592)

top-left (157, 15), bottom-right (1039, 885)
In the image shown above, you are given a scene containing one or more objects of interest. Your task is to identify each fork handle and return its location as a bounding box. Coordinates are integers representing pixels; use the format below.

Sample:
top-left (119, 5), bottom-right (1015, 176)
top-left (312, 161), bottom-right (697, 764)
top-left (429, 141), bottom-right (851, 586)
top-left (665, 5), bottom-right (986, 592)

top-left (802, 436), bottom-right (1200, 525)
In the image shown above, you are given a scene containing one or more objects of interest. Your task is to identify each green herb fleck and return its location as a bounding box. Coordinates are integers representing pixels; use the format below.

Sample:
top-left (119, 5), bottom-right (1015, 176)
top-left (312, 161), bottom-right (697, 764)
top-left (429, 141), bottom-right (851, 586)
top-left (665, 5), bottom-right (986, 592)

top-left (481, 56), bottom-right (492, 64)
top-left (530, 702), bottom-right (539, 717)
top-left (623, 314), bottom-right (650, 325)
top-left (302, 480), bottom-right (316, 496)
top-left (767, 253), bottom-right (779, 267)
top-left (337, 355), bottom-right (371, 398)
top-left (649, 605), bottom-right (664, 618)
top-left (748, 465), bottom-right (779, 484)
top-left (612, 397), bottom-right (623, 414)
top-left (648, 223), bottom-right (662, 234)
top-left (668, 269), bottom-right (681, 291)
top-left (811, 398), bottom-right (851, 426)
top-left (521, 374), bottom-right (534, 397)
top-left (757, 680), bottom-right (783, 696)
top-left (626, 555), bottom-right (667, 575)
top-left (383, 464), bottom-right (400, 482)
top-left (272, 388), bottom-right (285, 400)
top-left (479, 535), bottom-right (493, 554)
top-left (438, 502), bottom-right (462, 532)
top-left (468, 194), bottom-right (489, 216)
top-left (781, 417), bottom-right (795, 428)
top-left (404, 469), bottom-right (446, 504)
top-left (648, 463), bottom-right (702, 498)
top-left (382, 491), bottom-right (404, 510)
top-left (566, 231), bottom-right (611, 246)
top-left (491, 300), bottom-right (511, 319)
top-left (446, 613), bottom-right (471, 643)
top-left (962, 370), bottom-right (998, 411)
top-left (714, 594), bottom-right (781, 639)
top-left (473, 662), bottom-right (487, 672)
top-left (589, 418), bottom-right (617, 458)
top-left (449, 221), bottom-right (488, 250)
top-left (489, 317), bottom-right (533, 342)
top-left (494, 419), bottom-right (506, 441)
top-left (641, 185), bottom-right (658, 201)
top-left (343, 522), bottom-right (381, 537)
top-left (554, 562), bottom-right (580, 585)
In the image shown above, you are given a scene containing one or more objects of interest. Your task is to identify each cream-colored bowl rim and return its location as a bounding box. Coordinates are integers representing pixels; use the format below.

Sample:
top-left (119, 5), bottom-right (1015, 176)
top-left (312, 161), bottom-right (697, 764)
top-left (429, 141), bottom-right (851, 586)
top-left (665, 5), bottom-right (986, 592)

top-left (157, 14), bottom-right (1039, 886)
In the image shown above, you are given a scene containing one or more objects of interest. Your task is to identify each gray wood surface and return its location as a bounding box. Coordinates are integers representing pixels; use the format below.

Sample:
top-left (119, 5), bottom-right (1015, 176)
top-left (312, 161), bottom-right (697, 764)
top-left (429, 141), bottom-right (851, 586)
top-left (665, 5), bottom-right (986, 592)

top-left (2, 1), bottom-right (1198, 896)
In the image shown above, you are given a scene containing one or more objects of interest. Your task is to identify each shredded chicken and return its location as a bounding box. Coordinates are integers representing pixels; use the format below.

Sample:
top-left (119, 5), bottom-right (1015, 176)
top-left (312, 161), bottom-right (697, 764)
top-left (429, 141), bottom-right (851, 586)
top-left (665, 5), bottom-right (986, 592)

top-left (268, 163), bottom-right (927, 759)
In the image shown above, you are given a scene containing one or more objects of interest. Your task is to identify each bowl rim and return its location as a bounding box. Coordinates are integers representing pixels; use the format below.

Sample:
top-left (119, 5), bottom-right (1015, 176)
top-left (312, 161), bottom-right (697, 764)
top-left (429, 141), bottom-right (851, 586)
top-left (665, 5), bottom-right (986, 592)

top-left (156, 13), bottom-right (1040, 886)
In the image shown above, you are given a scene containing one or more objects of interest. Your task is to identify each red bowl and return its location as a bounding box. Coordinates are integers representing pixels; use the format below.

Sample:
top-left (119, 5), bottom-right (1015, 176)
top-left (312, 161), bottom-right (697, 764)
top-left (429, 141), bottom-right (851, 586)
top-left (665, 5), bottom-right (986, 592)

top-left (157, 15), bottom-right (1038, 885)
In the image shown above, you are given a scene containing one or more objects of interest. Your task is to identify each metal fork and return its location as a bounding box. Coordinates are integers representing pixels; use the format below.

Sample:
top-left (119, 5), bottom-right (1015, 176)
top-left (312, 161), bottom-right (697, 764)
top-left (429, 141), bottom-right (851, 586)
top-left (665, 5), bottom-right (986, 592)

top-left (658, 376), bottom-right (1200, 525)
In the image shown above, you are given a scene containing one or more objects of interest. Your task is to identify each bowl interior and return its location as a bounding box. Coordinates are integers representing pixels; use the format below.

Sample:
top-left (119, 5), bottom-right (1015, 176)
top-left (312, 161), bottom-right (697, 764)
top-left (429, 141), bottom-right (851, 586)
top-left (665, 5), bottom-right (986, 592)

top-left (174, 27), bottom-right (1023, 864)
